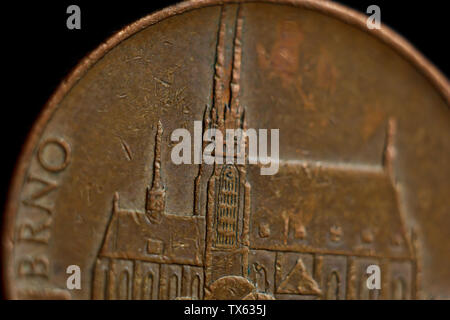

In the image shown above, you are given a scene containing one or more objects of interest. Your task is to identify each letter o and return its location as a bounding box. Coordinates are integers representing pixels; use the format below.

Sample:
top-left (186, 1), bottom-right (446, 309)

top-left (38, 138), bottom-right (71, 172)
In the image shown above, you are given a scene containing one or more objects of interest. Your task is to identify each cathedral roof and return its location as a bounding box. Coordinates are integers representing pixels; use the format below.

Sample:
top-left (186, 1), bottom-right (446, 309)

top-left (249, 161), bottom-right (414, 260)
top-left (99, 193), bottom-right (205, 266)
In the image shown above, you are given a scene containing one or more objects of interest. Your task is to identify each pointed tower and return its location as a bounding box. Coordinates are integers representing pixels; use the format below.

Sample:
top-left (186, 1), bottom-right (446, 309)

top-left (382, 117), bottom-right (397, 179)
top-left (146, 120), bottom-right (166, 224)
top-left (203, 4), bottom-right (251, 287)
top-left (382, 118), bottom-right (414, 255)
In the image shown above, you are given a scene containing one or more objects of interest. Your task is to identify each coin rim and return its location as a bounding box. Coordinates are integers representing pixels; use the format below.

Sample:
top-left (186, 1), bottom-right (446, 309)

top-left (2, 0), bottom-right (449, 299)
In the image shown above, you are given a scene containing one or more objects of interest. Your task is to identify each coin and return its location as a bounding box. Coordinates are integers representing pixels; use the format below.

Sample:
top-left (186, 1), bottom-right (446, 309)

top-left (2, 0), bottom-right (449, 300)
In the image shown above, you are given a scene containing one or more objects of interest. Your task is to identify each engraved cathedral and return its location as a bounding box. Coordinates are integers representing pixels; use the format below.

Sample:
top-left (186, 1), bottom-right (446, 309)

top-left (92, 4), bottom-right (419, 300)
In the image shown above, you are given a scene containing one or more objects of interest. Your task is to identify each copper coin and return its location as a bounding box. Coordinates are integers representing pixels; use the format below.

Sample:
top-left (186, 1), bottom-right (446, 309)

top-left (2, 0), bottom-right (449, 300)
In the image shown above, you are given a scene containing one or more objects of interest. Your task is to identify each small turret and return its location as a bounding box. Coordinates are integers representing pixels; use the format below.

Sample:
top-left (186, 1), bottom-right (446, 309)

top-left (382, 117), bottom-right (397, 179)
top-left (146, 121), bottom-right (165, 224)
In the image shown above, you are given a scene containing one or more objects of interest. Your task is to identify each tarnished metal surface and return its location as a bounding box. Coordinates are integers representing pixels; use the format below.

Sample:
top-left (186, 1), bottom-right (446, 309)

top-left (2, 0), bottom-right (449, 300)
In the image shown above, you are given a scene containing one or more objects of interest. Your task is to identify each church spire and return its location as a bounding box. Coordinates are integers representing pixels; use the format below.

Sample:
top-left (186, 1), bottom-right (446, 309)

top-left (382, 117), bottom-right (396, 179)
top-left (146, 121), bottom-right (165, 223)
top-left (152, 121), bottom-right (163, 189)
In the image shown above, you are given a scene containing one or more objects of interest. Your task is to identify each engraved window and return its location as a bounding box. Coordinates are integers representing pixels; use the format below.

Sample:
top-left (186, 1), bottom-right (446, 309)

top-left (102, 268), bottom-right (108, 299)
top-left (359, 273), bottom-right (370, 300)
top-left (215, 165), bottom-right (239, 248)
top-left (392, 277), bottom-right (406, 300)
top-left (191, 275), bottom-right (201, 299)
top-left (117, 270), bottom-right (130, 300)
top-left (169, 274), bottom-right (179, 300)
top-left (326, 271), bottom-right (340, 300)
top-left (359, 272), bottom-right (378, 300)
top-left (141, 272), bottom-right (154, 300)
top-left (252, 263), bottom-right (268, 292)
top-left (93, 262), bottom-right (109, 300)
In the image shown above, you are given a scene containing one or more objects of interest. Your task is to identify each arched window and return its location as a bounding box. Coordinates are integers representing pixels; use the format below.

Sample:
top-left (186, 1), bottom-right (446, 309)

top-left (95, 264), bottom-right (109, 300)
top-left (141, 272), bottom-right (154, 300)
top-left (326, 271), bottom-right (340, 300)
top-left (191, 275), bottom-right (201, 299)
top-left (359, 273), bottom-right (370, 300)
top-left (252, 263), bottom-right (268, 292)
top-left (215, 165), bottom-right (239, 248)
top-left (392, 277), bottom-right (406, 300)
top-left (358, 272), bottom-right (380, 300)
top-left (169, 274), bottom-right (179, 300)
top-left (117, 270), bottom-right (129, 300)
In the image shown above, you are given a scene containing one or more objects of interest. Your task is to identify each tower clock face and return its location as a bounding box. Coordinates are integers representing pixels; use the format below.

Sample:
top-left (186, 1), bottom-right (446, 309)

top-left (2, 0), bottom-right (449, 300)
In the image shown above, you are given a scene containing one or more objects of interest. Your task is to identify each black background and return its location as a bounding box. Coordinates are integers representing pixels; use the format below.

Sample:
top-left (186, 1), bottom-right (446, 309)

top-left (1, 0), bottom-right (449, 300)
top-left (0, 300), bottom-right (446, 317)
